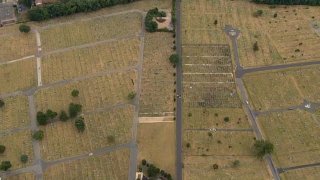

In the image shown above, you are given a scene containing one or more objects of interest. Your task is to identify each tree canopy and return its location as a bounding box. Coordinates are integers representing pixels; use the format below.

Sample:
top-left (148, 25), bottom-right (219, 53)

top-left (19, 24), bottom-right (31, 33)
top-left (254, 140), bottom-right (274, 158)
top-left (0, 161), bottom-right (12, 171)
top-left (253, 0), bottom-right (320, 5)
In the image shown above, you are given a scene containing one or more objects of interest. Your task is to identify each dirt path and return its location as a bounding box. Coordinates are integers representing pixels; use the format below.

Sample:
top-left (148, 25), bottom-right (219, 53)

top-left (35, 30), bottom-right (42, 87)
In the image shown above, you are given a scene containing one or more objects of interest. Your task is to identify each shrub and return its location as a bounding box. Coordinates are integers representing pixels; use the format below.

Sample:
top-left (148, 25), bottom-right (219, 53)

top-left (69, 103), bottom-right (82, 118)
top-left (169, 54), bottom-right (179, 65)
top-left (214, 20), bottom-right (218, 25)
top-left (0, 145), bottom-right (5, 154)
top-left (253, 41), bottom-right (259, 51)
top-left (188, 112), bottom-right (192, 117)
top-left (46, 109), bottom-right (57, 119)
top-left (224, 117), bottom-right (230, 122)
top-left (37, 111), bottom-right (48, 125)
top-left (142, 159), bottom-right (147, 166)
top-left (147, 164), bottom-right (160, 177)
top-left (107, 135), bottom-right (115, 143)
top-left (0, 161), bottom-right (12, 171)
top-left (59, 110), bottom-right (69, 121)
top-left (71, 89), bottom-right (79, 97)
top-left (254, 140), bottom-right (274, 158)
top-left (232, 160), bottom-right (240, 167)
top-left (20, 154), bottom-right (28, 163)
top-left (75, 117), bottom-right (85, 132)
top-left (32, 130), bottom-right (44, 141)
top-left (253, 10), bottom-right (263, 17)
top-left (186, 143), bottom-right (191, 148)
top-left (208, 132), bottom-right (213, 137)
top-left (212, 163), bottom-right (219, 170)
top-left (0, 99), bottom-right (4, 108)
top-left (128, 91), bottom-right (136, 100)
top-left (273, 13), bottom-right (278, 18)
top-left (19, 24), bottom-right (31, 33)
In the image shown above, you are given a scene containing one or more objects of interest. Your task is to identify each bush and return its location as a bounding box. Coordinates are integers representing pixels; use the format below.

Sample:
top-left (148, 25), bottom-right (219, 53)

top-left (212, 163), bottom-right (219, 170)
top-left (208, 132), bottom-right (213, 137)
top-left (75, 117), bottom-right (85, 132)
top-left (128, 91), bottom-right (136, 100)
top-left (254, 140), bottom-right (274, 158)
top-left (37, 111), bottom-right (48, 125)
top-left (107, 135), bottom-right (115, 143)
top-left (186, 143), bottom-right (191, 148)
top-left (253, 10), bottom-right (263, 17)
top-left (0, 145), bottom-right (5, 154)
top-left (224, 117), bottom-right (230, 122)
top-left (32, 130), bottom-right (44, 141)
top-left (19, 24), bottom-right (31, 33)
top-left (273, 13), bottom-right (278, 18)
top-left (46, 109), bottom-right (58, 119)
top-left (59, 110), bottom-right (69, 121)
top-left (253, 41), bottom-right (259, 51)
top-left (20, 154), bottom-right (29, 163)
top-left (69, 103), bottom-right (82, 118)
top-left (188, 112), bottom-right (192, 117)
top-left (169, 54), bottom-right (179, 65)
top-left (214, 20), bottom-right (218, 25)
top-left (0, 161), bottom-right (12, 171)
top-left (147, 164), bottom-right (160, 177)
top-left (0, 99), bottom-right (4, 108)
top-left (71, 89), bottom-right (79, 97)
top-left (232, 160), bottom-right (240, 167)
top-left (142, 159), bottom-right (147, 166)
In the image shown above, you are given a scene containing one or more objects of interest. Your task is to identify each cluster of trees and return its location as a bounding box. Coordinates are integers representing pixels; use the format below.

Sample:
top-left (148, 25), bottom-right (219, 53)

top-left (0, 145), bottom-right (28, 171)
top-left (145, 8), bottom-right (167, 32)
top-left (28, 0), bottom-right (137, 21)
top-left (139, 159), bottom-right (172, 180)
top-left (253, 0), bottom-right (320, 5)
top-left (169, 54), bottom-right (179, 66)
top-left (254, 139), bottom-right (274, 158)
top-left (0, 161), bottom-right (12, 171)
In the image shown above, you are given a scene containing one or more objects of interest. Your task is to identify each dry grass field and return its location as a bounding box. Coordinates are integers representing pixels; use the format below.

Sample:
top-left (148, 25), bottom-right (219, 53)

top-left (183, 156), bottom-right (270, 180)
top-left (183, 131), bottom-right (255, 156)
top-left (35, 71), bottom-right (137, 112)
top-left (0, 96), bottom-right (29, 131)
top-left (280, 167), bottom-right (320, 180)
top-left (6, 173), bottom-right (35, 180)
top-left (0, 33), bottom-right (36, 62)
top-left (40, 12), bottom-right (142, 52)
top-left (183, 108), bottom-right (251, 129)
top-left (42, 37), bottom-right (140, 84)
top-left (181, 0), bottom-right (320, 67)
top-left (0, 58), bottom-right (36, 94)
top-left (243, 65), bottom-right (320, 111)
top-left (139, 33), bottom-right (175, 116)
top-left (0, 130), bottom-right (33, 170)
top-left (40, 105), bottom-right (134, 160)
top-left (137, 122), bottom-right (176, 176)
top-left (44, 149), bottom-right (130, 180)
top-left (258, 110), bottom-right (320, 167)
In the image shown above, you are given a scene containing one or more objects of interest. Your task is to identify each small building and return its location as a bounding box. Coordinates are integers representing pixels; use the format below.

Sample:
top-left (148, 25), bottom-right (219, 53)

top-left (0, 3), bottom-right (16, 26)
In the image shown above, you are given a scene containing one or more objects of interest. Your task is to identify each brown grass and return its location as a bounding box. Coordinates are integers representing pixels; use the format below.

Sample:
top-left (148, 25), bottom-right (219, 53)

top-left (6, 173), bottom-right (35, 180)
top-left (280, 167), bottom-right (320, 180)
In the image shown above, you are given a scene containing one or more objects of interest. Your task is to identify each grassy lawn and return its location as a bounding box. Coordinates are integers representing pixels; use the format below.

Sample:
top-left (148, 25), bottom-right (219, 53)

top-left (0, 130), bottom-right (33, 170)
top-left (44, 149), bottom-right (130, 180)
top-left (40, 105), bottom-right (134, 160)
top-left (183, 156), bottom-right (270, 180)
top-left (0, 59), bottom-right (36, 94)
top-left (40, 12), bottom-right (142, 52)
top-left (258, 110), bottom-right (320, 167)
top-left (137, 122), bottom-right (176, 177)
top-left (139, 32), bottom-right (175, 115)
top-left (42, 37), bottom-right (140, 84)
top-left (0, 96), bottom-right (29, 131)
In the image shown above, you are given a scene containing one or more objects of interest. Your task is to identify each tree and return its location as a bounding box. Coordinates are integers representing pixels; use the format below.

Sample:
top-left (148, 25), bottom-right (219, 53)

top-left (253, 41), bottom-right (259, 51)
top-left (169, 54), bottom-right (179, 65)
top-left (20, 154), bottom-right (29, 163)
top-left (232, 160), bottom-right (240, 167)
top-left (37, 111), bottom-right (48, 125)
top-left (69, 103), bottom-right (82, 118)
top-left (59, 110), bottom-right (69, 121)
top-left (0, 161), bottom-right (12, 171)
top-left (128, 91), bottom-right (136, 100)
top-left (254, 140), bottom-right (274, 158)
top-left (32, 130), bottom-right (44, 141)
top-left (224, 117), bottom-right (230, 122)
top-left (19, 24), bottom-right (31, 33)
top-left (0, 145), bottom-right (5, 154)
top-left (75, 117), bottom-right (85, 132)
top-left (0, 99), bottom-right (4, 108)
top-left (147, 164), bottom-right (160, 177)
top-left (71, 89), bottom-right (79, 97)
top-left (46, 109), bottom-right (57, 119)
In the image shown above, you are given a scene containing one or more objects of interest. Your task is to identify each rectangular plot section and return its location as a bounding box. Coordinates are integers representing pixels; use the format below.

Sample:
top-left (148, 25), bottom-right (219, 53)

top-left (35, 71), bottom-right (137, 112)
top-left (183, 73), bottom-right (234, 83)
top-left (40, 12), bottom-right (142, 52)
top-left (258, 110), bottom-right (320, 167)
top-left (6, 173), bottom-right (35, 180)
top-left (44, 149), bottom-right (130, 180)
top-left (40, 105), bottom-right (134, 160)
top-left (280, 167), bottom-right (320, 180)
top-left (42, 37), bottom-right (140, 84)
top-left (183, 131), bottom-right (255, 156)
top-left (0, 58), bottom-right (36, 94)
top-left (0, 96), bottom-right (29, 131)
top-left (0, 33), bottom-right (36, 62)
top-left (183, 56), bottom-right (231, 65)
top-left (182, 45), bottom-right (230, 57)
top-left (0, 130), bottom-right (33, 169)
top-left (183, 64), bottom-right (232, 73)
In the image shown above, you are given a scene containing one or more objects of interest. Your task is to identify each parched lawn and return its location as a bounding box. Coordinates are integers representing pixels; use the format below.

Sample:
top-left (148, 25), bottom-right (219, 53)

top-left (0, 96), bottom-right (30, 131)
top-left (137, 122), bottom-right (176, 176)
top-left (44, 148), bottom-right (130, 180)
top-left (280, 166), bottom-right (320, 180)
top-left (0, 130), bottom-right (33, 170)
top-left (183, 156), bottom-right (270, 180)
top-left (40, 105), bottom-right (134, 161)
top-left (258, 110), bottom-right (320, 167)
top-left (40, 12), bottom-right (142, 52)
top-left (0, 58), bottom-right (37, 94)
top-left (42, 37), bottom-right (140, 84)
top-left (6, 173), bottom-right (35, 180)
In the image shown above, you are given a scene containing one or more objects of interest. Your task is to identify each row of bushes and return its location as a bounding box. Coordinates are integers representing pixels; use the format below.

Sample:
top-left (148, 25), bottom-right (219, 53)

top-left (28, 0), bottom-right (137, 21)
top-left (253, 0), bottom-right (320, 5)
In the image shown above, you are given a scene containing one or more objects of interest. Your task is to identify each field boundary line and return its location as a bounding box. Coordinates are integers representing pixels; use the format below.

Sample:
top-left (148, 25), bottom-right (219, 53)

top-left (0, 126), bottom-right (31, 137)
top-left (183, 82), bottom-right (235, 84)
top-left (183, 73), bottom-right (233, 75)
top-left (0, 55), bottom-right (35, 66)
